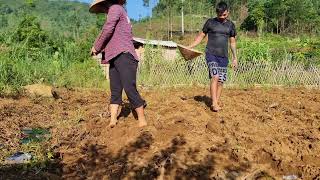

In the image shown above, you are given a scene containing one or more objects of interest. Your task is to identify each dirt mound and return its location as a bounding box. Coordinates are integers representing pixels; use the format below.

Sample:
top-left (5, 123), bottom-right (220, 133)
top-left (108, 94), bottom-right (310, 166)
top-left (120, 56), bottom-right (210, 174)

top-left (23, 84), bottom-right (59, 98)
top-left (0, 87), bottom-right (319, 179)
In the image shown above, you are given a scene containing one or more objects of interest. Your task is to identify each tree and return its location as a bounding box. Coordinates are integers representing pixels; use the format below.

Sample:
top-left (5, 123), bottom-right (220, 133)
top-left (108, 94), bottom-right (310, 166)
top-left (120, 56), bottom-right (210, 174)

top-left (0, 4), bottom-right (13, 14)
top-left (13, 15), bottom-right (54, 61)
top-left (149, 0), bottom-right (320, 35)
top-left (241, 0), bottom-right (266, 34)
top-left (14, 16), bottom-right (48, 47)
top-left (143, 0), bottom-right (150, 7)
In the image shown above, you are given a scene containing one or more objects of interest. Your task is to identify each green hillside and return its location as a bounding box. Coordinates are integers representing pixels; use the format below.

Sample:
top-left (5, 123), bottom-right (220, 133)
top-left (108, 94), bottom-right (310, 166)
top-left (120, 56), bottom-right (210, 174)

top-left (147, 0), bottom-right (320, 35)
top-left (0, 0), bottom-right (99, 37)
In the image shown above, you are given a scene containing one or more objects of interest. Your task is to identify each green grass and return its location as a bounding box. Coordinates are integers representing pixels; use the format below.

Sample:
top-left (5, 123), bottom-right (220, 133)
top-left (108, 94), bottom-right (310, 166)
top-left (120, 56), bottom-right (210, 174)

top-left (0, 31), bottom-right (108, 96)
top-left (237, 34), bottom-right (320, 64)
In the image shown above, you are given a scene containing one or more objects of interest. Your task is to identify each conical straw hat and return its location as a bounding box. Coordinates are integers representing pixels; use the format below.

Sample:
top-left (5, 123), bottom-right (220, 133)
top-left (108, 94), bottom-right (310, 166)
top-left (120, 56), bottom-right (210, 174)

top-left (177, 44), bottom-right (203, 60)
top-left (89, 0), bottom-right (109, 14)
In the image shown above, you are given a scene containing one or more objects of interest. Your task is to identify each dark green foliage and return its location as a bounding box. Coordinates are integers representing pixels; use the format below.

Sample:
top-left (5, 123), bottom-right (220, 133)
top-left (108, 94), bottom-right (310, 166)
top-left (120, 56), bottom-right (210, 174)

top-left (0, 0), bottom-right (97, 38)
top-left (0, 4), bottom-right (13, 14)
top-left (13, 16), bottom-right (48, 48)
top-left (240, 0), bottom-right (319, 34)
top-left (151, 0), bottom-right (320, 34)
top-left (241, 0), bottom-right (266, 33)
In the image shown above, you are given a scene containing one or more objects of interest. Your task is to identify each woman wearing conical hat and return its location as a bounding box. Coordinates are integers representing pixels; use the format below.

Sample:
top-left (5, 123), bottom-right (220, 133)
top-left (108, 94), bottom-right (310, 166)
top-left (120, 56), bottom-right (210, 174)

top-left (90, 0), bottom-right (147, 128)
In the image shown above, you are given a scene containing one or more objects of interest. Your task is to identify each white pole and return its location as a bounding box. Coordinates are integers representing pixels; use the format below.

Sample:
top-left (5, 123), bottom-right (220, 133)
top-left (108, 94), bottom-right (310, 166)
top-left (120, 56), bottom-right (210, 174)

top-left (181, 0), bottom-right (185, 36)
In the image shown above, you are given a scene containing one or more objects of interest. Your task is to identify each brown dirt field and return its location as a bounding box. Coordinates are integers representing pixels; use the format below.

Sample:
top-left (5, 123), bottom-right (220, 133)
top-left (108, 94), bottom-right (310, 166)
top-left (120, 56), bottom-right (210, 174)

top-left (0, 87), bottom-right (319, 180)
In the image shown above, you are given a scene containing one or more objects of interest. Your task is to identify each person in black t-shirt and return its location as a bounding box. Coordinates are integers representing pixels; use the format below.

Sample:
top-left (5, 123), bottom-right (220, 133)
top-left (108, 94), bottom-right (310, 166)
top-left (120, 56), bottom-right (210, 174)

top-left (189, 1), bottom-right (238, 112)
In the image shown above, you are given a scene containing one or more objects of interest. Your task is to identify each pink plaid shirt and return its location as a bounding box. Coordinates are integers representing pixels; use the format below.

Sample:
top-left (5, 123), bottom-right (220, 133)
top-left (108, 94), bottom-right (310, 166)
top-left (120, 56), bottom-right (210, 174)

top-left (94, 5), bottom-right (138, 64)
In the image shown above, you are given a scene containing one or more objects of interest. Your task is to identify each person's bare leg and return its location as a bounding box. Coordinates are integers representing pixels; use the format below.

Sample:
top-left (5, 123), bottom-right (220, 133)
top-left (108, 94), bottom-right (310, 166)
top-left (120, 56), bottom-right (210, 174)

top-left (135, 106), bottom-right (147, 127)
top-left (109, 104), bottom-right (120, 128)
top-left (210, 76), bottom-right (220, 111)
top-left (210, 79), bottom-right (214, 105)
top-left (217, 82), bottom-right (223, 109)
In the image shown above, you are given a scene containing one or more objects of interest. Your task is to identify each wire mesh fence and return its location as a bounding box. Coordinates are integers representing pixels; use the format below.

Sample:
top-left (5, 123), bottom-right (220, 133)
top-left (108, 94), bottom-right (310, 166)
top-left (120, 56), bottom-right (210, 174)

top-left (96, 54), bottom-right (320, 88)
top-left (136, 55), bottom-right (320, 88)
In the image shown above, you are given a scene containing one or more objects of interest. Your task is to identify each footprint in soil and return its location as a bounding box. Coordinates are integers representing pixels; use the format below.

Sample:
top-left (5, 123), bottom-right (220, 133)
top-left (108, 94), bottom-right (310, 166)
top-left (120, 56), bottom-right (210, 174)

top-left (98, 103), bottom-right (133, 120)
top-left (118, 103), bottom-right (133, 119)
top-left (194, 95), bottom-right (212, 108)
top-left (247, 170), bottom-right (275, 180)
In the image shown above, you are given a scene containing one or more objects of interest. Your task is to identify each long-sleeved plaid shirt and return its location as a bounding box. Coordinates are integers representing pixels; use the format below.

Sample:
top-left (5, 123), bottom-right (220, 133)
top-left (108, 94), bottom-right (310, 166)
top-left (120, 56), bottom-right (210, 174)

top-left (94, 5), bottom-right (138, 64)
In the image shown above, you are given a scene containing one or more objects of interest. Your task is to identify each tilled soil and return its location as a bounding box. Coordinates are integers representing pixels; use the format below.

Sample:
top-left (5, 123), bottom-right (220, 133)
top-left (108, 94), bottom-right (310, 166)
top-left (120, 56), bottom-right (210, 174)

top-left (0, 87), bottom-right (319, 179)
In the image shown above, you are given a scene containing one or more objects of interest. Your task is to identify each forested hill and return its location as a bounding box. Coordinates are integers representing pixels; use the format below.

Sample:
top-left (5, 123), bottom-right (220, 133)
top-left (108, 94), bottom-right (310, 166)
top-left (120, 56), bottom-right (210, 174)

top-left (1, 0), bottom-right (320, 37)
top-left (0, 0), bottom-right (99, 37)
top-left (146, 0), bottom-right (320, 35)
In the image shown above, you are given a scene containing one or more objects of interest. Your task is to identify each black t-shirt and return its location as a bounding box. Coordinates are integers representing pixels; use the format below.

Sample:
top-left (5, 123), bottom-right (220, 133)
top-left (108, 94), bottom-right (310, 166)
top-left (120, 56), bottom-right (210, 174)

top-left (202, 18), bottom-right (236, 58)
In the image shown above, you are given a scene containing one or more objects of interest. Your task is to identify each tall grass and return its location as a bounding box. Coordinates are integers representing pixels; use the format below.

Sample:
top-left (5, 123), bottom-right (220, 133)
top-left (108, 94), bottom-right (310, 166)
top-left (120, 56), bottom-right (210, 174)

top-left (0, 29), bottom-right (108, 96)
